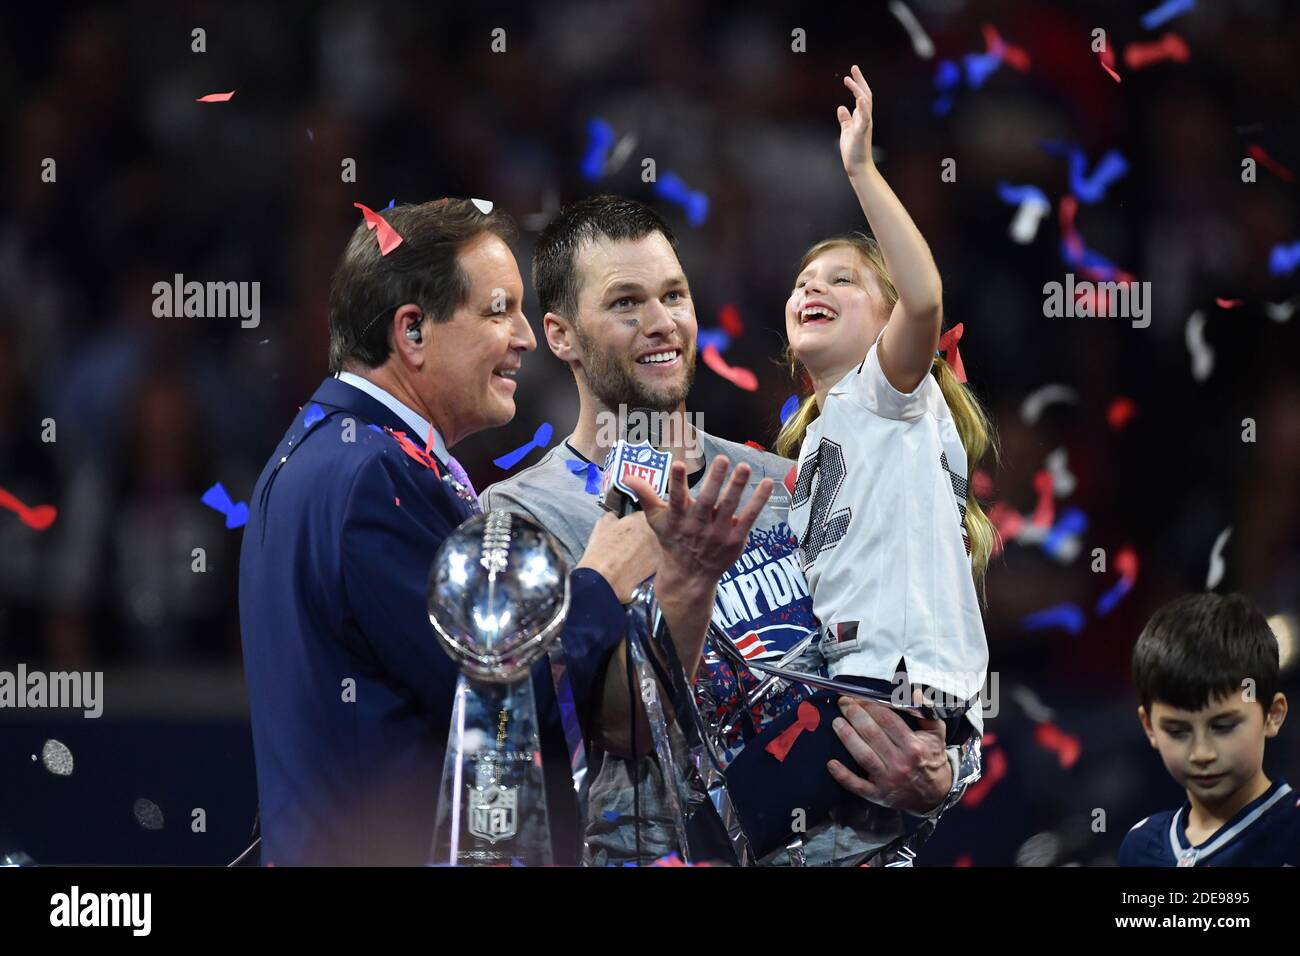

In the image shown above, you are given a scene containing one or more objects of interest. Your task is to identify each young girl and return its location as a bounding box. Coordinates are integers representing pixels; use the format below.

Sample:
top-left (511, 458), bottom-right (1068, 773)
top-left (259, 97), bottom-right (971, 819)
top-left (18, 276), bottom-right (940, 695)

top-left (776, 66), bottom-right (997, 746)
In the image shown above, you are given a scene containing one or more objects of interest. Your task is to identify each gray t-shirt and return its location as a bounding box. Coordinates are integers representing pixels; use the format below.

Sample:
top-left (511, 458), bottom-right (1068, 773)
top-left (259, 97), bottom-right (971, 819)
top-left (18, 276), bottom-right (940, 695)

top-left (481, 430), bottom-right (904, 866)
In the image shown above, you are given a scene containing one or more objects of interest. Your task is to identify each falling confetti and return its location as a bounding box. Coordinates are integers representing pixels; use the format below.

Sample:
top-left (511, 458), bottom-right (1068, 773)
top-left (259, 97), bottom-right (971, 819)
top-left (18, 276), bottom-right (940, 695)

top-left (1245, 145), bottom-right (1295, 183)
top-left (40, 739), bottom-right (74, 776)
top-left (1033, 722), bottom-right (1081, 769)
top-left (303, 403), bottom-right (326, 427)
top-left (195, 90), bottom-right (237, 103)
top-left (1268, 241), bottom-right (1300, 277)
top-left (779, 394), bottom-right (800, 425)
top-left (1141, 0), bottom-right (1196, 31)
top-left (470, 198), bottom-right (493, 215)
top-left (493, 423), bottom-right (554, 471)
top-left (696, 329), bottom-right (731, 353)
top-left (1030, 470), bottom-right (1055, 528)
top-left (1041, 507), bottom-right (1088, 563)
top-left (962, 744), bottom-right (1006, 808)
top-left (887, 1), bottom-right (934, 59)
top-left (1184, 310), bottom-right (1214, 382)
top-left (353, 202), bottom-right (404, 256)
top-left (1043, 448), bottom-right (1076, 498)
top-left (718, 304), bottom-right (744, 337)
top-left (1264, 299), bottom-right (1295, 322)
top-left (0, 486), bottom-right (57, 531)
top-left (1206, 526), bottom-right (1231, 589)
top-left (1020, 384), bottom-right (1079, 425)
top-left (1097, 546), bottom-right (1139, 615)
top-left (1010, 685), bottom-right (1055, 723)
top-left (653, 172), bottom-right (709, 227)
top-left (1107, 396), bottom-right (1137, 429)
top-left (1040, 142), bottom-right (1129, 204)
top-left (1215, 297), bottom-right (1242, 309)
top-left (1021, 603), bottom-right (1086, 635)
top-left (580, 118), bottom-right (616, 181)
top-left (1124, 33), bottom-right (1191, 70)
top-left (701, 345), bottom-right (758, 391)
top-left (1098, 46), bottom-right (1122, 83)
top-left (200, 482), bottom-right (249, 529)
top-left (133, 798), bottom-right (165, 831)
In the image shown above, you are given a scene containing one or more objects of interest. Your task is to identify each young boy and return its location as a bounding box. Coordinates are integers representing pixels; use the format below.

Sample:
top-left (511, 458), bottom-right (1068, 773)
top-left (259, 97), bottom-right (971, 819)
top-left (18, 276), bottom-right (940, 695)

top-left (1119, 592), bottom-right (1296, 866)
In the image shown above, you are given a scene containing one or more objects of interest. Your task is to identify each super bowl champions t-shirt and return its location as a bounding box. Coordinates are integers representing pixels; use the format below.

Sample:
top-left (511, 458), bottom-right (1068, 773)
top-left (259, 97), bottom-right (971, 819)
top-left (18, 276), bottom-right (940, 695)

top-left (789, 328), bottom-right (988, 734)
top-left (483, 429), bottom-right (906, 865)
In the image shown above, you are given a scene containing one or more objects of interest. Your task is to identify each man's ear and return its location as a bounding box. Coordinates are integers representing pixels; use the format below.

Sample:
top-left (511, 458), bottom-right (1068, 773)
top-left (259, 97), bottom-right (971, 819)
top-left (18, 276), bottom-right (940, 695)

top-left (1264, 693), bottom-right (1288, 739)
top-left (1137, 705), bottom-right (1158, 748)
top-left (391, 303), bottom-right (426, 368)
top-left (544, 311), bottom-right (580, 363)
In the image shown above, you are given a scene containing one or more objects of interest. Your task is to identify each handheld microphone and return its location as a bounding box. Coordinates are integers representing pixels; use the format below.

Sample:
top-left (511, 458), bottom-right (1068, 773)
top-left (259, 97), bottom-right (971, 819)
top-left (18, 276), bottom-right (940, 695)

top-left (599, 439), bottom-right (672, 516)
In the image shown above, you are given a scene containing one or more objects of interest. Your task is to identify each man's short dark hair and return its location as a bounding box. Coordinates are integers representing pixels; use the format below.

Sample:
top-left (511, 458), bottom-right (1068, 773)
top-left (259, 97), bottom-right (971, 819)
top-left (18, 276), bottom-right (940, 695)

top-left (1132, 592), bottom-right (1279, 713)
top-left (327, 199), bottom-right (518, 373)
top-left (532, 195), bottom-right (678, 323)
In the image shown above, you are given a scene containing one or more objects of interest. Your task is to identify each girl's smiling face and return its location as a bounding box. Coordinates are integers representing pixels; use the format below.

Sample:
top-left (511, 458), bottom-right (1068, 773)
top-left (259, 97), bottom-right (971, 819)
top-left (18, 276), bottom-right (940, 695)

top-left (785, 245), bottom-right (892, 379)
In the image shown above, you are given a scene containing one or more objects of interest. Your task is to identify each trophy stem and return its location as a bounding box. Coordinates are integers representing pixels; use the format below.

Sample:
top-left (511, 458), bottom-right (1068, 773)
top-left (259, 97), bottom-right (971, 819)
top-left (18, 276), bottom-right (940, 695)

top-left (432, 673), bottom-right (553, 866)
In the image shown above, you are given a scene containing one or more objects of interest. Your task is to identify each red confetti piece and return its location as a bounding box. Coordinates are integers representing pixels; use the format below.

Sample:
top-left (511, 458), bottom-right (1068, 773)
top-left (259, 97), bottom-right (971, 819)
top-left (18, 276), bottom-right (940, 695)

top-left (982, 24), bottom-right (1031, 71)
top-left (1246, 144), bottom-right (1295, 183)
top-left (196, 90), bottom-right (237, 103)
top-left (972, 468), bottom-right (994, 499)
top-left (385, 428), bottom-right (443, 478)
top-left (962, 745), bottom-right (1006, 808)
top-left (1115, 545), bottom-right (1139, 584)
top-left (1097, 47), bottom-right (1121, 83)
top-left (937, 323), bottom-right (967, 383)
top-left (1030, 469), bottom-right (1055, 528)
top-left (783, 465), bottom-right (797, 496)
top-left (1215, 297), bottom-right (1242, 309)
top-left (1059, 195), bottom-right (1085, 261)
top-left (744, 440), bottom-right (767, 452)
top-left (987, 501), bottom-right (1023, 557)
top-left (1123, 33), bottom-right (1190, 70)
top-left (395, 497), bottom-right (401, 507)
top-left (702, 345), bottom-right (758, 391)
top-left (719, 303), bottom-right (744, 337)
top-left (1107, 396), bottom-right (1137, 429)
top-left (353, 202), bottom-right (404, 256)
top-left (765, 699), bottom-right (820, 763)
top-left (1033, 721), bottom-right (1081, 770)
top-left (0, 487), bottom-right (57, 531)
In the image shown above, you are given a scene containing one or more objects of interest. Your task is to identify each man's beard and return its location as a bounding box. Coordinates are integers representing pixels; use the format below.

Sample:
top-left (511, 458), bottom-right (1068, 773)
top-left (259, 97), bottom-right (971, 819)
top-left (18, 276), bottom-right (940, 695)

top-left (576, 325), bottom-right (696, 413)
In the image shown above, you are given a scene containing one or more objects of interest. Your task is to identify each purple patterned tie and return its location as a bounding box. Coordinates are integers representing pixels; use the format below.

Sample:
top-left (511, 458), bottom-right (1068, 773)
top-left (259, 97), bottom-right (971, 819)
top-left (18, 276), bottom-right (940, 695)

top-left (446, 455), bottom-right (479, 508)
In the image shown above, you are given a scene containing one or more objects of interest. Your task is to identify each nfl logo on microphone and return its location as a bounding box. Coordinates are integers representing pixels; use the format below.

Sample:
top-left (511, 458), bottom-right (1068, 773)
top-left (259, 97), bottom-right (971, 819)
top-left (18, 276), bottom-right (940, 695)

top-left (600, 441), bottom-right (672, 510)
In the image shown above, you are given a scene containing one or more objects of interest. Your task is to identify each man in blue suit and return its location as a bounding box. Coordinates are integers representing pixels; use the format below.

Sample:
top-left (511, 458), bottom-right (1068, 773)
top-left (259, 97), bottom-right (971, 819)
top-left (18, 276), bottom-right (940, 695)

top-left (239, 199), bottom-right (770, 865)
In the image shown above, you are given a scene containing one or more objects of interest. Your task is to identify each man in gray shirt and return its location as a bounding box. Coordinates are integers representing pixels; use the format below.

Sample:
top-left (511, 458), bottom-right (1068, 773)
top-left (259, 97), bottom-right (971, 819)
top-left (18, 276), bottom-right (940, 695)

top-left (483, 196), bottom-right (974, 865)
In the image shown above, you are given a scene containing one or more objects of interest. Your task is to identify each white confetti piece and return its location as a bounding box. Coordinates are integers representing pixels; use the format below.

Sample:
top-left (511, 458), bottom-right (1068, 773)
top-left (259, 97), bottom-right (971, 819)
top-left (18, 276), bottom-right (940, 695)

top-left (470, 198), bottom-right (493, 214)
top-left (888, 1), bottom-right (935, 59)
top-left (1020, 384), bottom-right (1079, 425)
top-left (1185, 310), bottom-right (1213, 382)
top-left (41, 739), bottom-right (74, 776)
top-left (1206, 526), bottom-right (1231, 589)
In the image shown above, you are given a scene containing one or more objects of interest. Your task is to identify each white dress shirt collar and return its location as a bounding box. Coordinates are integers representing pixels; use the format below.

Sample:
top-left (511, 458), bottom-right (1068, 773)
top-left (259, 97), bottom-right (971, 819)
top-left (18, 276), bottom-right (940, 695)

top-left (335, 371), bottom-right (450, 464)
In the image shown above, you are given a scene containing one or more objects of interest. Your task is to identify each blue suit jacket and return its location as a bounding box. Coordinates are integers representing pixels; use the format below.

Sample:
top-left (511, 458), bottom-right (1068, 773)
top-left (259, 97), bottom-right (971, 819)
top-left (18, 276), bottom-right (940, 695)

top-left (238, 377), bottom-right (625, 865)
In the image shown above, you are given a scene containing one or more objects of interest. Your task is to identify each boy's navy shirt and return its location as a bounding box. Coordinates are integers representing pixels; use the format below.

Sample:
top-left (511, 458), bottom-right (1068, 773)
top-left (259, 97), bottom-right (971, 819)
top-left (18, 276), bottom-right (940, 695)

top-left (1119, 778), bottom-right (1298, 866)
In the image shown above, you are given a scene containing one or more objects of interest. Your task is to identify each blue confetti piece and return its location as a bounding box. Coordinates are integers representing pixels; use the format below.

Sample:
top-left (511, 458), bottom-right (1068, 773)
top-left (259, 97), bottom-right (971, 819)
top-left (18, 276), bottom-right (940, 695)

top-left (654, 172), bottom-right (709, 227)
top-left (602, 810), bottom-right (620, 823)
top-left (934, 59), bottom-right (961, 91)
top-left (1141, 0), bottom-right (1194, 31)
top-left (931, 94), bottom-right (956, 118)
top-left (368, 423), bottom-right (384, 433)
top-left (1021, 603), bottom-right (1086, 635)
top-left (493, 421), bottom-right (555, 470)
top-left (779, 394), bottom-right (800, 425)
top-left (1268, 241), bottom-right (1300, 277)
top-left (201, 481), bottom-right (249, 530)
top-left (384, 199), bottom-right (395, 210)
top-left (566, 460), bottom-right (602, 495)
top-left (996, 182), bottom-right (1049, 207)
top-left (303, 403), bottom-right (325, 427)
top-left (1041, 507), bottom-right (1088, 559)
top-left (511, 857), bottom-right (524, 867)
top-left (696, 329), bottom-right (732, 353)
top-left (963, 51), bottom-right (1002, 88)
top-left (581, 118), bottom-right (616, 182)
top-left (1096, 576), bottom-right (1134, 616)
top-left (1040, 142), bottom-right (1129, 204)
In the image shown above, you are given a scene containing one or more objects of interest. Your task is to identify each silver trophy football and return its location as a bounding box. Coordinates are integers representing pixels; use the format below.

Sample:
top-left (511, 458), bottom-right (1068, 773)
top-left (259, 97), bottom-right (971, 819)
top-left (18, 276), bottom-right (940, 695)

top-left (428, 511), bottom-right (570, 866)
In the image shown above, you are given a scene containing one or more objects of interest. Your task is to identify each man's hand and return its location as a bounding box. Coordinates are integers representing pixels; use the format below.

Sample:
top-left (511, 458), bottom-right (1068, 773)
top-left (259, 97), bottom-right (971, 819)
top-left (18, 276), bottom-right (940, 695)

top-left (575, 511), bottom-right (660, 603)
top-left (837, 64), bottom-right (875, 177)
top-left (624, 456), bottom-right (773, 585)
top-left (827, 688), bottom-right (953, 813)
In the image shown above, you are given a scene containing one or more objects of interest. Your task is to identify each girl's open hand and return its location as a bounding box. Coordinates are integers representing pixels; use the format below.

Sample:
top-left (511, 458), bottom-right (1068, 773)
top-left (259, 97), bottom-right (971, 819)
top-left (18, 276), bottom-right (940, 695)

top-left (837, 64), bottom-right (875, 177)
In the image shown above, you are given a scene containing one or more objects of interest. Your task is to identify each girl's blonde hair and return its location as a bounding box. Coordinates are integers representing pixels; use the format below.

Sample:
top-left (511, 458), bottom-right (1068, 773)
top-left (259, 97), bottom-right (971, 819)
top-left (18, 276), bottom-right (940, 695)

top-left (774, 233), bottom-right (1000, 599)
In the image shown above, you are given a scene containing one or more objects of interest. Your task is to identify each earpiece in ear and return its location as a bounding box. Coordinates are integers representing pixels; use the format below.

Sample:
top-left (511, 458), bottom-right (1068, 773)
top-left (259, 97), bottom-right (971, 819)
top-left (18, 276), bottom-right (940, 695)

top-left (405, 325), bottom-right (422, 343)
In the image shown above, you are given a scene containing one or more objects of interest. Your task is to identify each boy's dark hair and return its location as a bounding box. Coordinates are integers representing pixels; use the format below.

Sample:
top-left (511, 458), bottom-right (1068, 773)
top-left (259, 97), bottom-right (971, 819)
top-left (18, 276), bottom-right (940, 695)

top-left (1133, 592), bottom-right (1279, 713)
top-left (327, 199), bottom-right (518, 374)
top-left (532, 195), bottom-right (678, 323)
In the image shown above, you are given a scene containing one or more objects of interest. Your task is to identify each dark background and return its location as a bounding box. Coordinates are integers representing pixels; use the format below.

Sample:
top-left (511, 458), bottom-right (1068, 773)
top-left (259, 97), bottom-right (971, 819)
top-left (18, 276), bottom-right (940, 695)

top-left (1, 0), bottom-right (1297, 865)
